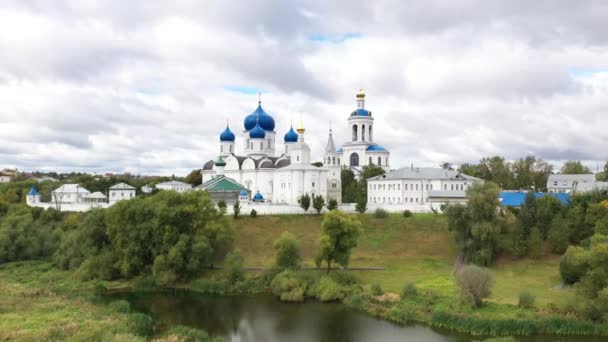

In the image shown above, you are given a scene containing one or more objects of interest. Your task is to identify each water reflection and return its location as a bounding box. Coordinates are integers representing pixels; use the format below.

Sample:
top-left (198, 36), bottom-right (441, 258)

top-left (107, 291), bottom-right (605, 342)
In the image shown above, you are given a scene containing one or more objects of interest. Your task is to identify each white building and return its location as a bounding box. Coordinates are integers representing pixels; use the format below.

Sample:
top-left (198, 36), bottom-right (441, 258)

top-left (51, 184), bottom-right (91, 204)
top-left (337, 90), bottom-right (391, 175)
top-left (547, 174), bottom-right (608, 194)
top-left (0, 172), bottom-right (11, 183)
top-left (367, 167), bottom-right (483, 206)
top-left (109, 183), bottom-right (136, 203)
top-left (201, 96), bottom-right (342, 205)
top-left (156, 180), bottom-right (192, 193)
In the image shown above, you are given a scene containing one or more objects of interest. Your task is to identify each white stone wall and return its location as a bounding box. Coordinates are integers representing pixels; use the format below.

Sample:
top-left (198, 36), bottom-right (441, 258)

top-left (109, 189), bottom-right (136, 203)
top-left (226, 202), bottom-right (440, 216)
top-left (28, 202), bottom-right (111, 212)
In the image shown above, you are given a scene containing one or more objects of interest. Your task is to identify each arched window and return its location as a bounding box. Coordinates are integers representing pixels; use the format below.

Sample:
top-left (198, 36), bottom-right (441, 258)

top-left (230, 145), bottom-right (233, 153)
top-left (352, 125), bottom-right (358, 141)
top-left (220, 145), bottom-right (223, 153)
top-left (369, 157), bottom-right (373, 165)
top-left (260, 142), bottom-right (263, 150)
top-left (369, 125), bottom-right (373, 141)
top-left (332, 157), bottom-right (336, 164)
top-left (350, 153), bottom-right (359, 167)
top-left (378, 157), bottom-right (381, 165)
top-left (362, 124), bottom-right (366, 141)
top-left (250, 142), bottom-right (253, 150)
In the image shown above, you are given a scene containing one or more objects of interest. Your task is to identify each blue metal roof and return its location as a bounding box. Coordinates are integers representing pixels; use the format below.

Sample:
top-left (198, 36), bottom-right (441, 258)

top-left (28, 187), bottom-right (39, 196)
top-left (351, 108), bottom-right (371, 117)
top-left (244, 104), bottom-right (275, 131)
top-left (284, 126), bottom-right (298, 143)
top-left (249, 123), bottom-right (266, 139)
top-left (499, 192), bottom-right (570, 207)
top-left (366, 145), bottom-right (387, 152)
top-left (336, 147), bottom-right (343, 153)
top-left (219, 125), bottom-right (235, 142)
top-left (253, 191), bottom-right (264, 202)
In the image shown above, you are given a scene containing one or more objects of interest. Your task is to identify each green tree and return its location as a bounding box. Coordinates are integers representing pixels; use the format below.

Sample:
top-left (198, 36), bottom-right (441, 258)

top-left (298, 193), bottom-right (311, 212)
top-left (327, 199), bottom-right (338, 211)
top-left (233, 200), bottom-right (241, 219)
top-left (456, 265), bottom-right (494, 308)
top-left (311, 161), bottom-right (323, 167)
top-left (355, 198), bottom-right (367, 214)
top-left (560, 160), bottom-right (591, 174)
top-left (273, 232), bottom-right (300, 271)
top-left (527, 227), bottom-right (543, 259)
top-left (535, 195), bottom-right (563, 239)
top-left (225, 250), bottom-right (244, 284)
top-left (315, 210), bottom-right (362, 273)
top-left (312, 194), bottom-right (325, 214)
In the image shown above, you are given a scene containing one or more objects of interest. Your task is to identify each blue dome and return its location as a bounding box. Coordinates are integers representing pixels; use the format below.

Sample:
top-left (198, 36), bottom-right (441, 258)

top-left (249, 123), bottom-right (266, 139)
top-left (366, 145), bottom-right (387, 152)
top-left (284, 127), bottom-right (298, 143)
top-left (219, 125), bottom-right (235, 142)
top-left (28, 187), bottom-right (39, 196)
top-left (239, 190), bottom-right (248, 197)
top-left (244, 104), bottom-right (275, 131)
top-left (253, 191), bottom-right (264, 202)
top-left (351, 108), bottom-right (371, 117)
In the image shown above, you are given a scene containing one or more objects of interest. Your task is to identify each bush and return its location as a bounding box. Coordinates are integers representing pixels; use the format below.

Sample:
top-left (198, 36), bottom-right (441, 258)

top-left (163, 325), bottom-right (211, 342)
top-left (455, 264), bottom-right (493, 307)
top-left (548, 216), bottom-right (571, 254)
top-left (527, 227), bottom-right (543, 259)
top-left (401, 282), bottom-right (417, 299)
top-left (250, 209), bottom-right (257, 218)
top-left (108, 300), bottom-right (131, 313)
top-left (126, 313), bottom-right (154, 337)
top-left (355, 199), bottom-right (367, 214)
top-left (270, 270), bottom-right (306, 302)
top-left (217, 200), bottom-right (227, 210)
top-left (273, 231), bottom-right (300, 271)
top-left (233, 200), bottom-right (241, 219)
top-left (387, 304), bottom-right (416, 324)
top-left (314, 276), bottom-right (344, 302)
top-left (327, 199), bottom-right (338, 211)
top-left (518, 291), bottom-right (536, 309)
top-left (373, 208), bottom-right (388, 218)
top-left (403, 210), bottom-right (413, 218)
top-left (559, 246), bottom-right (589, 284)
top-left (225, 251), bottom-right (244, 284)
top-left (371, 283), bottom-right (384, 296)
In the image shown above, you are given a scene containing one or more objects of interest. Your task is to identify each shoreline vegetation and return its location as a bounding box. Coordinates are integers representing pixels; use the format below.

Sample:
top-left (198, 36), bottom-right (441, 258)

top-left (1, 180), bottom-right (608, 340)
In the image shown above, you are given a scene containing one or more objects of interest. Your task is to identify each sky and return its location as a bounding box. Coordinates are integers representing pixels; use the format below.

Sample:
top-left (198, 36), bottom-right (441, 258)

top-left (1, 0), bottom-right (607, 176)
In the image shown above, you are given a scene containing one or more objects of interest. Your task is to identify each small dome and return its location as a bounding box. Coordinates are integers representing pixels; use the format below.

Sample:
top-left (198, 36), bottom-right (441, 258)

top-left (219, 125), bottom-right (235, 142)
top-left (239, 190), bottom-right (248, 197)
top-left (215, 156), bottom-right (226, 167)
top-left (366, 145), bottom-right (387, 151)
top-left (28, 187), bottom-right (39, 196)
top-left (244, 103), bottom-right (275, 131)
top-left (253, 191), bottom-right (264, 202)
top-left (284, 127), bottom-right (298, 143)
top-left (249, 123), bottom-right (266, 139)
top-left (351, 108), bottom-right (371, 117)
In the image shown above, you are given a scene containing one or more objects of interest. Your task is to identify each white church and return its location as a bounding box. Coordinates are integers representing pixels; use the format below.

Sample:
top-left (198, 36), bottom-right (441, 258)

top-left (201, 90), bottom-right (391, 205)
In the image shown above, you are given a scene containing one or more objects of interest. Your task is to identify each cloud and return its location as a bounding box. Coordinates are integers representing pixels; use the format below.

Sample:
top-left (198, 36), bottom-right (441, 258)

top-left (0, 1), bottom-right (607, 176)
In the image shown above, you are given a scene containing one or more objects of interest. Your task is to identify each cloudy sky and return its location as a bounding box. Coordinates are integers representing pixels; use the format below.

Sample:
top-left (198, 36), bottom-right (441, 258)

top-left (1, 1), bottom-right (607, 176)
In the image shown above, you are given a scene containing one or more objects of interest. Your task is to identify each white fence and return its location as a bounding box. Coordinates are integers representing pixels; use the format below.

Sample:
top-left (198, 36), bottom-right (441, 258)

top-left (228, 202), bottom-right (442, 216)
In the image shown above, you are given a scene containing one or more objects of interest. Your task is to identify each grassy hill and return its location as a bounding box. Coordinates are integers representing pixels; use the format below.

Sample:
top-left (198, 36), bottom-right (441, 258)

top-left (233, 213), bottom-right (571, 307)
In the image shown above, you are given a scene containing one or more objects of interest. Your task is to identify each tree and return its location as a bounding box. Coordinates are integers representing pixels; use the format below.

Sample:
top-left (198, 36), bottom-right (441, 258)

top-left (446, 182), bottom-right (508, 266)
top-left (456, 265), bottom-right (494, 308)
top-left (440, 162), bottom-right (454, 171)
top-left (527, 227), bottom-right (543, 259)
top-left (315, 210), bottom-right (362, 273)
top-left (273, 232), bottom-right (300, 270)
top-left (327, 199), bottom-right (338, 211)
top-left (184, 169), bottom-right (202, 186)
top-left (233, 200), bottom-right (241, 219)
top-left (298, 193), bottom-right (311, 212)
top-left (312, 194), bottom-right (325, 214)
top-left (355, 198), bottom-right (367, 214)
top-left (597, 161), bottom-right (608, 181)
top-left (311, 161), bottom-right (323, 167)
top-left (560, 160), bottom-right (591, 174)
top-left (225, 250), bottom-right (244, 284)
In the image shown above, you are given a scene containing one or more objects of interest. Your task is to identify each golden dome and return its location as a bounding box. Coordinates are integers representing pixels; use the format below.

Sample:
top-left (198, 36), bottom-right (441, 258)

top-left (296, 120), bottom-right (305, 134)
top-left (356, 88), bottom-right (365, 99)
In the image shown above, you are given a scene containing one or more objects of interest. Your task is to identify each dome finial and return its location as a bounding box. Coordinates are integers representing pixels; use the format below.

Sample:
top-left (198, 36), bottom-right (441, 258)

top-left (356, 88), bottom-right (365, 99)
top-left (258, 92), bottom-right (262, 104)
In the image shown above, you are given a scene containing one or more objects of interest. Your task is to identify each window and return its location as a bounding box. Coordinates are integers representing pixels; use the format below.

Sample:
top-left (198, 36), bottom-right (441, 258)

top-left (250, 142), bottom-right (253, 150)
top-left (312, 182), bottom-right (315, 187)
top-left (444, 184), bottom-right (447, 190)
top-left (362, 124), bottom-right (366, 141)
top-left (350, 153), bottom-right (359, 167)
top-left (415, 184), bottom-right (418, 191)
top-left (220, 145), bottom-right (223, 152)
top-left (397, 184), bottom-right (400, 190)
top-left (405, 184), bottom-right (408, 190)
top-left (297, 156), bottom-right (300, 162)
top-left (416, 198), bottom-right (418, 203)
top-left (378, 157), bottom-right (381, 165)
top-left (553, 181), bottom-right (558, 186)
top-left (451, 184), bottom-right (454, 191)
top-left (352, 125), bottom-right (358, 141)
top-left (369, 156), bottom-right (373, 165)
top-left (332, 157), bottom-right (336, 164)
top-left (260, 142), bottom-right (263, 150)
top-left (230, 145), bottom-right (233, 153)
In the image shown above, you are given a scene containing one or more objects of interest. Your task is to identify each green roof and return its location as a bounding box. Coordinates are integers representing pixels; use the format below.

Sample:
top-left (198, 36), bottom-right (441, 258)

top-left (198, 176), bottom-right (248, 192)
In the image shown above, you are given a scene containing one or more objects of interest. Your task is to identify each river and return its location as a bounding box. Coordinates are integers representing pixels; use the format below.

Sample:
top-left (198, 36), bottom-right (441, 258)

top-left (107, 291), bottom-right (606, 342)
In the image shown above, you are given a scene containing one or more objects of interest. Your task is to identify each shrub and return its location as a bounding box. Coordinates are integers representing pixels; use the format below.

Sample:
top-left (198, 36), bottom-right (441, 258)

top-left (527, 227), bottom-right (543, 259)
top-left (327, 199), bottom-right (338, 211)
top-left (163, 325), bottom-right (211, 342)
top-left (401, 282), bottom-right (417, 299)
top-left (273, 231), bottom-right (300, 271)
top-left (387, 304), bottom-right (416, 324)
top-left (225, 251), bottom-right (244, 284)
top-left (455, 264), bottom-right (493, 307)
top-left (270, 270), bottom-right (306, 302)
top-left (403, 210), bottom-right (413, 218)
top-left (217, 200), bottom-right (227, 210)
top-left (298, 193), bottom-right (311, 212)
top-left (250, 209), bottom-right (257, 218)
top-left (518, 291), bottom-right (536, 309)
top-left (313, 194), bottom-right (325, 214)
top-left (371, 283), bottom-right (384, 296)
top-left (109, 300), bottom-right (131, 313)
top-left (126, 313), bottom-right (154, 337)
top-left (373, 208), bottom-right (388, 218)
top-left (314, 276), bottom-right (344, 302)
top-left (595, 218), bottom-right (608, 235)
top-left (559, 246), bottom-right (589, 284)
top-left (329, 271), bottom-right (360, 286)
top-left (233, 200), bottom-right (241, 219)
top-left (548, 216), bottom-right (571, 254)
top-left (355, 199), bottom-right (367, 214)
top-left (344, 292), bottom-right (365, 310)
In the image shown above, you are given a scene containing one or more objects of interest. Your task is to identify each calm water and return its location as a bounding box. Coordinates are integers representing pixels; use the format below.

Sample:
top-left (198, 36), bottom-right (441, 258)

top-left (107, 291), bottom-right (606, 342)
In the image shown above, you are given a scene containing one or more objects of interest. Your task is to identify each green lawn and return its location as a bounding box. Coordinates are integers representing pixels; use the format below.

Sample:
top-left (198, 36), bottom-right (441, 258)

top-left (233, 213), bottom-right (573, 308)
